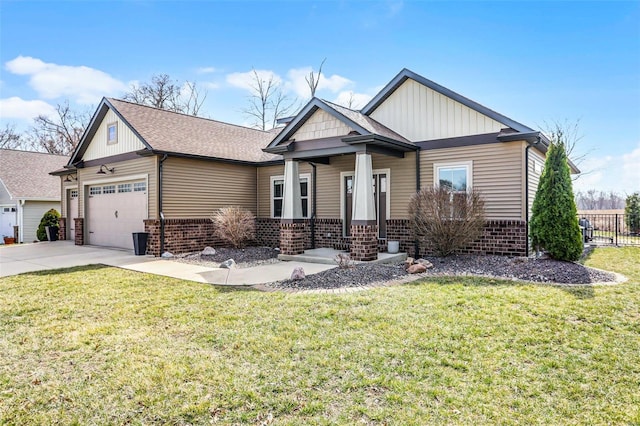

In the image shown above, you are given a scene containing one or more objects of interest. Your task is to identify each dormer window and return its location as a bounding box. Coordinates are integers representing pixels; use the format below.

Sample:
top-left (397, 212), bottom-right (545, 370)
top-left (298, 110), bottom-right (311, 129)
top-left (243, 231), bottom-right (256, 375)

top-left (107, 122), bottom-right (118, 144)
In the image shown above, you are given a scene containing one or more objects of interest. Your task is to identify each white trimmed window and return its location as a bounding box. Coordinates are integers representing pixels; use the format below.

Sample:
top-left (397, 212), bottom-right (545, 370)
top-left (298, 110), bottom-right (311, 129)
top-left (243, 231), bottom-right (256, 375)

top-left (270, 174), bottom-right (310, 218)
top-left (133, 182), bottom-right (146, 192)
top-left (107, 122), bottom-right (118, 144)
top-left (434, 161), bottom-right (473, 192)
top-left (70, 189), bottom-right (78, 198)
top-left (118, 183), bottom-right (132, 193)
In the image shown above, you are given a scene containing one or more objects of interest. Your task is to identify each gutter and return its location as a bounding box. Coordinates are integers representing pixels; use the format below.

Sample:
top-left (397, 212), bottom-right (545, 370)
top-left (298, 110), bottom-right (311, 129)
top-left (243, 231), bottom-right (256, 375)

top-left (524, 136), bottom-right (540, 257)
top-left (158, 154), bottom-right (168, 256)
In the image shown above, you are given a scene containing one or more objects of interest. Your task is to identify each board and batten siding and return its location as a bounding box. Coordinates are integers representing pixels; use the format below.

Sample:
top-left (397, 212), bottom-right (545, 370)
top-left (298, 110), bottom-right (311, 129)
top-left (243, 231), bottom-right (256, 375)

top-left (162, 157), bottom-right (257, 218)
top-left (291, 109), bottom-right (354, 141)
top-left (421, 141), bottom-right (525, 220)
top-left (256, 152), bottom-right (417, 219)
top-left (370, 79), bottom-right (505, 142)
top-left (82, 109), bottom-right (146, 161)
top-left (23, 201), bottom-right (60, 242)
top-left (527, 147), bottom-right (546, 218)
top-left (77, 156), bottom-right (157, 219)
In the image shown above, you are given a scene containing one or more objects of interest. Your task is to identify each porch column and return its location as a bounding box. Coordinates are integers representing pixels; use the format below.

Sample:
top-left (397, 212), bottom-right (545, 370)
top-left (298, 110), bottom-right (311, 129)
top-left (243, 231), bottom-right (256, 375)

top-left (280, 159), bottom-right (305, 255)
top-left (350, 152), bottom-right (378, 261)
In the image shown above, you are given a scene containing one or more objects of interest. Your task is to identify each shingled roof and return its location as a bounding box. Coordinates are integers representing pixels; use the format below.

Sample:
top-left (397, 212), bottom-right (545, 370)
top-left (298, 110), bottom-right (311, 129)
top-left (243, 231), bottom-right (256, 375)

top-left (106, 99), bottom-right (282, 163)
top-left (0, 149), bottom-right (69, 199)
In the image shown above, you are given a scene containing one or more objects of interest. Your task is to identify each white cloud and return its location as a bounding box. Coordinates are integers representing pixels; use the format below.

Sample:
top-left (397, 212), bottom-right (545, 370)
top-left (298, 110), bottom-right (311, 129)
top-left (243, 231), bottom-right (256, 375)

top-left (574, 144), bottom-right (640, 195)
top-left (202, 81), bottom-right (221, 90)
top-left (285, 67), bottom-right (352, 97)
top-left (196, 66), bottom-right (217, 74)
top-left (226, 69), bottom-right (282, 93)
top-left (333, 91), bottom-right (373, 110)
top-left (5, 55), bottom-right (127, 104)
top-left (0, 97), bottom-right (56, 120)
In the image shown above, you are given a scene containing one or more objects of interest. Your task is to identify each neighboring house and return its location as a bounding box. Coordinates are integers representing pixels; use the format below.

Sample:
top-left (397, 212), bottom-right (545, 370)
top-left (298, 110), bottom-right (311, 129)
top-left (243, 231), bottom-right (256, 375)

top-left (0, 149), bottom-right (69, 243)
top-left (53, 68), bottom-right (578, 258)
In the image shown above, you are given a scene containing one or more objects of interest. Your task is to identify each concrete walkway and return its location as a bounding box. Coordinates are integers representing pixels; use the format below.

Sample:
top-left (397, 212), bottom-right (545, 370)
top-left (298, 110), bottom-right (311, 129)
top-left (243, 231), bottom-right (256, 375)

top-left (0, 241), bottom-right (334, 285)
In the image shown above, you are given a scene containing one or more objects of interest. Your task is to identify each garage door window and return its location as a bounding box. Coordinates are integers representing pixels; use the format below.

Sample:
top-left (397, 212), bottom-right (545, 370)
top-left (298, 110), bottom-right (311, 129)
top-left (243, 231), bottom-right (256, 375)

top-left (118, 183), bottom-right (132, 193)
top-left (103, 185), bottom-right (116, 194)
top-left (89, 186), bottom-right (102, 195)
top-left (134, 182), bottom-right (146, 192)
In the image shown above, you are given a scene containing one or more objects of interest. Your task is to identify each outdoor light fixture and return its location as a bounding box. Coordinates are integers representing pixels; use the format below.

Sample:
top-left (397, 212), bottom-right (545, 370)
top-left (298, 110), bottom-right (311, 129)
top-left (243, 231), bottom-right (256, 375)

top-left (64, 175), bottom-right (76, 182)
top-left (96, 164), bottom-right (115, 175)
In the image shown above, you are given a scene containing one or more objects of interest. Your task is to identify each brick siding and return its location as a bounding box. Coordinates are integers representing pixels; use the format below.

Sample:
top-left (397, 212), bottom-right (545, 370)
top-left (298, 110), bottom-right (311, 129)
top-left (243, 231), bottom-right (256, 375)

top-left (350, 224), bottom-right (378, 261)
top-left (74, 218), bottom-right (84, 245)
top-left (144, 219), bottom-right (224, 256)
top-left (280, 222), bottom-right (305, 255)
top-left (58, 217), bottom-right (67, 241)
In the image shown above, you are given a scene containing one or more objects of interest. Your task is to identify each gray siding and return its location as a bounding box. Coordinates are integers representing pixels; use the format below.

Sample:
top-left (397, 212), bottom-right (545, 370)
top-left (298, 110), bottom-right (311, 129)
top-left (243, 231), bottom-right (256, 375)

top-left (22, 201), bottom-right (60, 242)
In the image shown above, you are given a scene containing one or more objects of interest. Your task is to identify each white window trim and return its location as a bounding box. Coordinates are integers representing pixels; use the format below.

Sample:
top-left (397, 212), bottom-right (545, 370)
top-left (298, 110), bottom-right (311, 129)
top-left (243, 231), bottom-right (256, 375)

top-left (433, 161), bottom-right (473, 191)
top-left (107, 122), bottom-right (118, 145)
top-left (270, 173), bottom-right (311, 218)
top-left (340, 168), bottom-right (391, 237)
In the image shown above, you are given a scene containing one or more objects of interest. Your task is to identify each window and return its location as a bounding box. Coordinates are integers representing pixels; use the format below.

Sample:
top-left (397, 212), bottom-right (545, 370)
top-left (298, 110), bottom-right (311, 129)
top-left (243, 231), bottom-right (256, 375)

top-left (103, 185), bottom-right (116, 194)
top-left (271, 174), bottom-right (310, 218)
top-left (107, 122), bottom-right (118, 144)
top-left (3, 207), bottom-right (16, 213)
top-left (118, 183), bottom-right (132, 193)
top-left (89, 186), bottom-right (102, 195)
top-left (434, 161), bottom-right (472, 192)
top-left (70, 189), bottom-right (78, 198)
top-left (133, 182), bottom-right (146, 192)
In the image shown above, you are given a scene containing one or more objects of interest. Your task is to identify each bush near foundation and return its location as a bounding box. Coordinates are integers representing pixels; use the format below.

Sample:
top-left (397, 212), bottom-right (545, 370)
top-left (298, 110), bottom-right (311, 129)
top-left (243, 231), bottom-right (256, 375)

top-left (408, 186), bottom-right (485, 257)
top-left (530, 141), bottom-right (583, 261)
top-left (210, 206), bottom-right (255, 248)
top-left (36, 209), bottom-right (61, 241)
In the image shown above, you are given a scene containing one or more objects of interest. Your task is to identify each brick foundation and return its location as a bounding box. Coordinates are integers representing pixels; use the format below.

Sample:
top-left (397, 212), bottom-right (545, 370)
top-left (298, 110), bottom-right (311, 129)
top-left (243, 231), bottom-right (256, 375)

top-left (256, 218), bottom-right (281, 247)
top-left (280, 222), bottom-right (305, 255)
top-left (74, 218), bottom-right (84, 245)
top-left (144, 219), bottom-right (226, 257)
top-left (350, 224), bottom-right (378, 261)
top-left (58, 217), bottom-right (67, 241)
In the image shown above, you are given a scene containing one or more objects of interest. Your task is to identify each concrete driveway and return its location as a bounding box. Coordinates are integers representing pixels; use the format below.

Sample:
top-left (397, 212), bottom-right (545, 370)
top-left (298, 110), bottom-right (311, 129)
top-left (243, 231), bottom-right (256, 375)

top-left (0, 241), bottom-right (334, 285)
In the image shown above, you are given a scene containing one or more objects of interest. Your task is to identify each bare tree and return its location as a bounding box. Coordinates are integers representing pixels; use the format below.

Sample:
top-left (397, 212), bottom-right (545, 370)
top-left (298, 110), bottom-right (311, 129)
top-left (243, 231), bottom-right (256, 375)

top-left (27, 101), bottom-right (90, 155)
top-left (123, 74), bottom-right (207, 116)
top-left (0, 123), bottom-right (23, 150)
top-left (243, 69), bottom-right (296, 130)
top-left (575, 190), bottom-right (625, 210)
top-left (541, 119), bottom-right (588, 166)
top-left (305, 58), bottom-right (326, 98)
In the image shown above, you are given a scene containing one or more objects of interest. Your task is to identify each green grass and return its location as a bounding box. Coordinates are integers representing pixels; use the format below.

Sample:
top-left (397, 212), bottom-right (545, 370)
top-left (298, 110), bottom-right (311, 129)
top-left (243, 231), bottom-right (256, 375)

top-left (1, 247), bottom-right (639, 425)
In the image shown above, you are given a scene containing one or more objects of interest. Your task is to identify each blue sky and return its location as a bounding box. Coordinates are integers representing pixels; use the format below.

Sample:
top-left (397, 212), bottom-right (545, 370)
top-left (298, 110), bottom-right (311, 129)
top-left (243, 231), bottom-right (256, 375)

top-left (1, 1), bottom-right (638, 194)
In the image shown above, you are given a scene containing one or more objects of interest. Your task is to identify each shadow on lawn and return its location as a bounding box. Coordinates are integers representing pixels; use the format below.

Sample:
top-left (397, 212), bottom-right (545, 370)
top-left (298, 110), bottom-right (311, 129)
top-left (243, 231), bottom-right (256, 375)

top-left (416, 275), bottom-right (595, 299)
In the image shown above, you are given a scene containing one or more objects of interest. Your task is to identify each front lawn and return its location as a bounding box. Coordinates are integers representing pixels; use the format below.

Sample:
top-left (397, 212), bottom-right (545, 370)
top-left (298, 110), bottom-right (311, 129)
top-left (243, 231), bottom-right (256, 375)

top-left (1, 247), bottom-right (638, 424)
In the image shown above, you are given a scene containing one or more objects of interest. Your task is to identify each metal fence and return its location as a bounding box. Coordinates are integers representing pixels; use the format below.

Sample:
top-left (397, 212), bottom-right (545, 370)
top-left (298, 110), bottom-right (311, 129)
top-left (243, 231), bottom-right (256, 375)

top-left (578, 213), bottom-right (640, 247)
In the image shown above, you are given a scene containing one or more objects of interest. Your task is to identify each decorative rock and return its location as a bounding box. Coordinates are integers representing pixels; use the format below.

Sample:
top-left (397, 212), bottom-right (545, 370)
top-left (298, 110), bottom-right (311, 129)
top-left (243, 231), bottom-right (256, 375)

top-left (290, 266), bottom-right (306, 280)
top-left (161, 251), bottom-right (174, 258)
top-left (408, 263), bottom-right (427, 274)
top-left (220, 259), bottom-right (236, 269)
top-left (404, 257), bottom-right (415, 269)
top-left (416, 258), bottom-right (434, 269)
top-left (201, 246), bottom-right (216, 256)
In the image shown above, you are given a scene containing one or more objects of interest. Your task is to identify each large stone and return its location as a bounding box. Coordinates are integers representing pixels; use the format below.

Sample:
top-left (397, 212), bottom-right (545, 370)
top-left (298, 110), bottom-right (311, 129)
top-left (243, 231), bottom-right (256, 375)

top-left (201, 246), bottom-right (216, 256)
top-left (405, 257), bottom-right (415, 269)
top-left (407, 263), bottom-right (427, 274)
top-left (220, 259), bottom-right (236, 269)
top-left (290, 266), bottom-right (306, 280)
top-left (161, 251), bottom-right (174, 258)
top-left (416, 258), bottom-right (434, 269)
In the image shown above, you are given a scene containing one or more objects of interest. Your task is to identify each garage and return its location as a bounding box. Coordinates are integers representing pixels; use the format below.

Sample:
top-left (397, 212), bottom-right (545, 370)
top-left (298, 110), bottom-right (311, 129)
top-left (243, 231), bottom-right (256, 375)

top-left (86, 180), bottom-right (147, 249)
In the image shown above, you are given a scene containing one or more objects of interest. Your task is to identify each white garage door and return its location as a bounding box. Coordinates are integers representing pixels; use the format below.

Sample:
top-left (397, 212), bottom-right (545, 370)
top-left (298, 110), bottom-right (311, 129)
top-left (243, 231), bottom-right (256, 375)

top-left (68, 189), bottom-right (78, 240)
top-left (86, 181), bottom-right (147, 249)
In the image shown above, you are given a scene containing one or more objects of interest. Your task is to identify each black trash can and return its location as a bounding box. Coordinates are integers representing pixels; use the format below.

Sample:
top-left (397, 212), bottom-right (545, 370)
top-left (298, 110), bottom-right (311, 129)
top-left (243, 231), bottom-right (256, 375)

top-left (45, 226), bottom-right (59, 242)
top-left (132, 232), bottom-right (149, 255)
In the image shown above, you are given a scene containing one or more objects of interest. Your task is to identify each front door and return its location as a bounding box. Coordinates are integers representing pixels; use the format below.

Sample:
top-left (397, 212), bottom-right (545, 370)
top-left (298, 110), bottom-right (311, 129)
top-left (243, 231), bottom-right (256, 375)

top-left (68, 189), bottom-right (78, 240)
top-left (343, 172), bottom-right (387, 238)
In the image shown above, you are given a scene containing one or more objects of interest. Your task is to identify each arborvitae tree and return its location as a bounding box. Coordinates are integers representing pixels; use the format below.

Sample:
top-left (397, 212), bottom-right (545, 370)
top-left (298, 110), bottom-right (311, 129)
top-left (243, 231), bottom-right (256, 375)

top-left (625, 192), bottom-right (640, 234)
top-left (530, 141), bottom-right (583, 261)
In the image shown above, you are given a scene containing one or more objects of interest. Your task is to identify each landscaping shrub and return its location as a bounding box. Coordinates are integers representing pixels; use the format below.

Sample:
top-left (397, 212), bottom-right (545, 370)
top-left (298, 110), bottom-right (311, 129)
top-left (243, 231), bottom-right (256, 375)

top-left (625, 192), bottom-right (640, 234)
top-left (210, 206), bottom-right (255, 248)
top-left (36, 208), bottom-right (61, 241)
top-left (408, 186), bottom-right (485, 257)
top-left (530, 141), bottom-right (583, 261)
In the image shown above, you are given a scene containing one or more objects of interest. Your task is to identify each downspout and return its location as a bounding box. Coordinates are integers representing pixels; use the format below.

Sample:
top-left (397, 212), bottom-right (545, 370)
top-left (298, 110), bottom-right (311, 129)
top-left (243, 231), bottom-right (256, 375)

top-left (414, 149), bottom-right (421, 258)
top-left (308, 162), bottom-right (317, 249)
top-left (524, 136), bottom-right (540, 257)
top-left (158, 154), bottom-right (168, 256)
